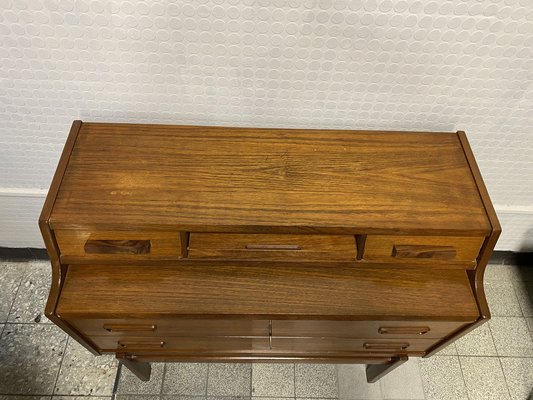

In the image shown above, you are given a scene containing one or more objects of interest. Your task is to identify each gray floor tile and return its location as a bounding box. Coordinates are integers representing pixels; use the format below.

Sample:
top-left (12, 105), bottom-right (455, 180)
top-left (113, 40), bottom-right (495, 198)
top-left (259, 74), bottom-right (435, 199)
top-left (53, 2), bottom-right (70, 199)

top-left (8, 260), bottom-right (52, 324)
top-left (53, 397), bottom-right (112, 399)
top-left (527, 317), bottom-right (533, 338)
top-left (336, 364), bottom-right (382, 400)
top-left (53, 338), bottom-right (117, 396)
top-left (485, 281), bottom-right (523, 316)
top-left (117, 362), bottom-right (164, 394)
top-left (0, 323), bottom-right (67, 395)
top-left (294, 364), bottom-right (337, 398)
top-left (484, 263), bottom-right (513, 282)
top-left (250, 397), bottom-right (292, 400)
top-left (163, 363), bottom-right (208, 395)
top-left (504, 264), bottom-right (533, 281)
top-left (433, 342), bottom-right (457, 355)
top-left (251, 363), bottom-right (294, 397)
top-left (379, 358), bottom-right (424, 399)
top-left (116, 396), bottom-right (161, 400)
top-left (460, 356), bottom-right (510, 400)
top-left (0, 262), bottom-right (26, 322)
top-left (500, 358), bottom-right (533, 400)
top-left (455, 323), bottom-right (497, 356)
top-left (489, 317), bottom-right (533, 356)
top-left (513, 280), bottom-right (533, 317)
top-left (0, 397), bottom-right (51, 400)
top-left (419, 356), bottom-right (468, 400)
top-left (207, 363), bottom-right (251, 397)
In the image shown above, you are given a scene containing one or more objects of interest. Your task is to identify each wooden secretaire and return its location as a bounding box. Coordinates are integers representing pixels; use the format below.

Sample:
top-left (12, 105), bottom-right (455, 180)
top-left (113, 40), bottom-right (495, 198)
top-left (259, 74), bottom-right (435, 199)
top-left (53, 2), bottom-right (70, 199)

top-left (40, 121), bottom-right (500, 382)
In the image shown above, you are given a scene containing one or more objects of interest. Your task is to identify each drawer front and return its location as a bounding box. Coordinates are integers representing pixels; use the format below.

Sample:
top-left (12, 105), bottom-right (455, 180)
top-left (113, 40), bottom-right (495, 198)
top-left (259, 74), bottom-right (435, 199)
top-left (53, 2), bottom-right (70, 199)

top-left (363, 235), bottom-right (484, 264)
top-left (273, 320), bottom-right (467, 339)
top-left (70, 318), bottom-right (269, 337)
top-left (188, 233), bottom-right (357, 261)
top-left (271, 337), bottom-right (436, 354)
top-left (91, 335), bottom-right (270, 353)
top-left (55, 230), bottom-right (182, 263)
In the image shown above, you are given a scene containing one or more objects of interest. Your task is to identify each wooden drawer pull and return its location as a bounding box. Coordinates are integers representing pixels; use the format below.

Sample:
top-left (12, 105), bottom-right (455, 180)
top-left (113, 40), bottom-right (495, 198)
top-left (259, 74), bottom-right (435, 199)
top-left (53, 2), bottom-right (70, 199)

top-left (84, 240), bottom-right (151, 254)
top-left (245, 244), bottom-right (301, 250)
top-left (103, 324), bottom-right (157, 333)
top-left (118, 340), bottom-right (165, 348)
top-left (378, 326), bottom-right (430, 335)
top-left (392, 244), bottom-right (456, 260)
top-left (363, 342), bottom-right (410, 350)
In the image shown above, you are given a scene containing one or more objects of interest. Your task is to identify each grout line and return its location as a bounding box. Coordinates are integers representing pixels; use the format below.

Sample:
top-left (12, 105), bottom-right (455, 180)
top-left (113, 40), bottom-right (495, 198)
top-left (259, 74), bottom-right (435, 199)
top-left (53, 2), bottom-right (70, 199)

top-left (112, 362), bottom-right (122, 399)
top-left (293, 363), bottom-right (297, 399)
top-left (161, 362), bottom-right (167, 396)
top-left (497, 356), bottom-right (513, 400)
top-left (456, 355), bottom-right (472, 400)
top-left (51, 335), bottom-right (70, 396)
top-left (249, 362), bottom-right (253, 398)
top-left (205, 362), bottom-right (209, 398)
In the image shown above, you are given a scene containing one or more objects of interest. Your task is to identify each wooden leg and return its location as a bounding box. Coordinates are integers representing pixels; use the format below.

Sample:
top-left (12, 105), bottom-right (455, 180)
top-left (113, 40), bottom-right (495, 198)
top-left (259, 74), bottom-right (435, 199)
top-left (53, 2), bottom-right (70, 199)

top-left (116, 353), bottom-right (151, 381)
top-left (366, 356), bottom-right (408, 383)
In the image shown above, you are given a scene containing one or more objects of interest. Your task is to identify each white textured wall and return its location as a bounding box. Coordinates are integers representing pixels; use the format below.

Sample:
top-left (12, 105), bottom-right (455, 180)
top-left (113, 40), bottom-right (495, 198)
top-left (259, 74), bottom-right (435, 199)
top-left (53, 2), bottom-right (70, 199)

top-left (1, 0), bottom-right (532, 250)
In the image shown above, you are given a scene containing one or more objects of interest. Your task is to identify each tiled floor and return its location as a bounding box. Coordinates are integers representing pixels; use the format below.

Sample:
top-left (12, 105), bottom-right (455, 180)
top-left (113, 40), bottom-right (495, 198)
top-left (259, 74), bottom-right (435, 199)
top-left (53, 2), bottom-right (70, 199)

top-left (0, 259), bottom-right (531, 400)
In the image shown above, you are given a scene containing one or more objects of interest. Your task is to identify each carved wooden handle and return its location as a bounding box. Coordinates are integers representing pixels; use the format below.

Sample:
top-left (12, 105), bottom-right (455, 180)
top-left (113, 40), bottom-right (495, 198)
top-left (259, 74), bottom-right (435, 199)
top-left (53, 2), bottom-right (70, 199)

top-left (363, 342), bottom-right (410, 350)
top-left (392, 244), bottom-right (456, 260)
top-left (103, 324), bottom-right (157, 332)
top-left (378, 326), bottom-right (430, 335)
top-left (245, 244), bottom-right (301, 250)
top-left (118, 340), bottom-right (165, 348)
top-left (84, 240), bottom-right (151, 254)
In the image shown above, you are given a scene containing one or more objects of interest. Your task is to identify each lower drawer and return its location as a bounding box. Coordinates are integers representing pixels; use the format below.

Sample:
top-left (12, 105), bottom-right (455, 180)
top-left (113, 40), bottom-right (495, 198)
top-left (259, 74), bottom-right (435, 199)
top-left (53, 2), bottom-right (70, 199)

top-left (91, 335), bottom-right (270, 353)
top-left (273, 320), bottom-right (467, 339)
top-left (70, 318), bottom-right (269, 337)
top-left (271, 337), bottom-right (437, 354)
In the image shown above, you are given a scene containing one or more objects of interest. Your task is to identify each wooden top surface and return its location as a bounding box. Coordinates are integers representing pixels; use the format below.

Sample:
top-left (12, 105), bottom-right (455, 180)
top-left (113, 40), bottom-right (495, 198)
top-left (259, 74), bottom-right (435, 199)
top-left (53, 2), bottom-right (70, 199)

top-left (50, 122), bottom-right (490, 234)
top-left (57, 264), bottom-right (479, 320)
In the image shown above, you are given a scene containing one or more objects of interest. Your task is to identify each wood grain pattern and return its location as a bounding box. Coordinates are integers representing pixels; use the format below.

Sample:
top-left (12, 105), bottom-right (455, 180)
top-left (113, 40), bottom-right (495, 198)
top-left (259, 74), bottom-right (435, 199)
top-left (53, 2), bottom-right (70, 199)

top-left (70, 318), bottom-right (270, 337)
top-left (271, 337), bottom-right (435, 353)
top-left (55, 229), bottom-right (181, 263)
top-left (273, 320), bottom-right (465, 339)
top-left (40, 123), bottom-right (499, 380)
top-left (188, 233), bottom-right (357, 261)
top-left (50, 123), bottom-right (490, 235)
top-left (363, 235), bottom-right (484, 265)
top-left (38, 120), bottom-right (100, 356)
top-left (424, 132), bottom-right (500, 357)
top-left (84, 240), bottom-right (151, 254)
top-left (93, 335), bottom-right (270, 353)
top-left (56, 264), bottom-right (479, 321)
top-left (392, 245), bottom-right (456, 260)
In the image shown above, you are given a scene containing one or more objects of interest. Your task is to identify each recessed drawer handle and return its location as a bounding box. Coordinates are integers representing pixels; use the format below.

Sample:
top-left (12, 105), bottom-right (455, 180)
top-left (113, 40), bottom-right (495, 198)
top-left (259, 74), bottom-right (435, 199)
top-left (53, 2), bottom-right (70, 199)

top-left (364, 342), bottom-right (410, 350)
top-left (245, 244), bottom-right (301, 250)
top-left (392, 244), bottom-right (456, 260)
top-left (103, 324), bottom-right (157, 332)
top-left (84, 239), bottom-right (151, 254)
top-left (118, 340), bottom-right (165, 348)
top-left (378, 326), bottom-right (430, 335)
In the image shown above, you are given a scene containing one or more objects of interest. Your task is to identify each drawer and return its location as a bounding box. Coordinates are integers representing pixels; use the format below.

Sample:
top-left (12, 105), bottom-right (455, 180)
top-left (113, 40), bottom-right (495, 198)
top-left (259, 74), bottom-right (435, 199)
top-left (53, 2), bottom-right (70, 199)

top-left (55, 230), bottom-right (183, 263)
top-left (273, 320), bottom-right (467, 339)
top-left (363, 235), bottom-right (484, 264)
top-left (188, 233), bottom-right (357, 261)
top-left (69, 318), bottom-right (269, 337)
top-left (91, 335), bottom-right (270, 353)
top-left (271, 337), bottom-right (437, 354)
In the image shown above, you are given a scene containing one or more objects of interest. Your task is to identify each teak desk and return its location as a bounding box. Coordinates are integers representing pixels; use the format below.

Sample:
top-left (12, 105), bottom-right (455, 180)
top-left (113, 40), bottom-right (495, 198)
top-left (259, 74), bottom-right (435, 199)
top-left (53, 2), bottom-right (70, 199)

top-left (40, 122), bottom-right (500, 382)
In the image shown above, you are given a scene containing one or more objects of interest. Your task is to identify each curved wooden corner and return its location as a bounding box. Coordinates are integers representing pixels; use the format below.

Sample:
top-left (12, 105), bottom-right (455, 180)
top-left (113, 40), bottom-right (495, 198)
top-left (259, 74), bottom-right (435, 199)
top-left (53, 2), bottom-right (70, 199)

top-left (425, 131), bottom-right (501, 357)
top-left (38, 120), bottom-right (99, 355)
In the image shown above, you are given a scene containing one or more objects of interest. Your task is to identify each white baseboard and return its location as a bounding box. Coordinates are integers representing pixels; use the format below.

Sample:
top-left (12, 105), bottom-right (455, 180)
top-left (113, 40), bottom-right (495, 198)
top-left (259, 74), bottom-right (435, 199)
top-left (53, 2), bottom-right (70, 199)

top-left (0, 189), bottom-right (531, 251)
